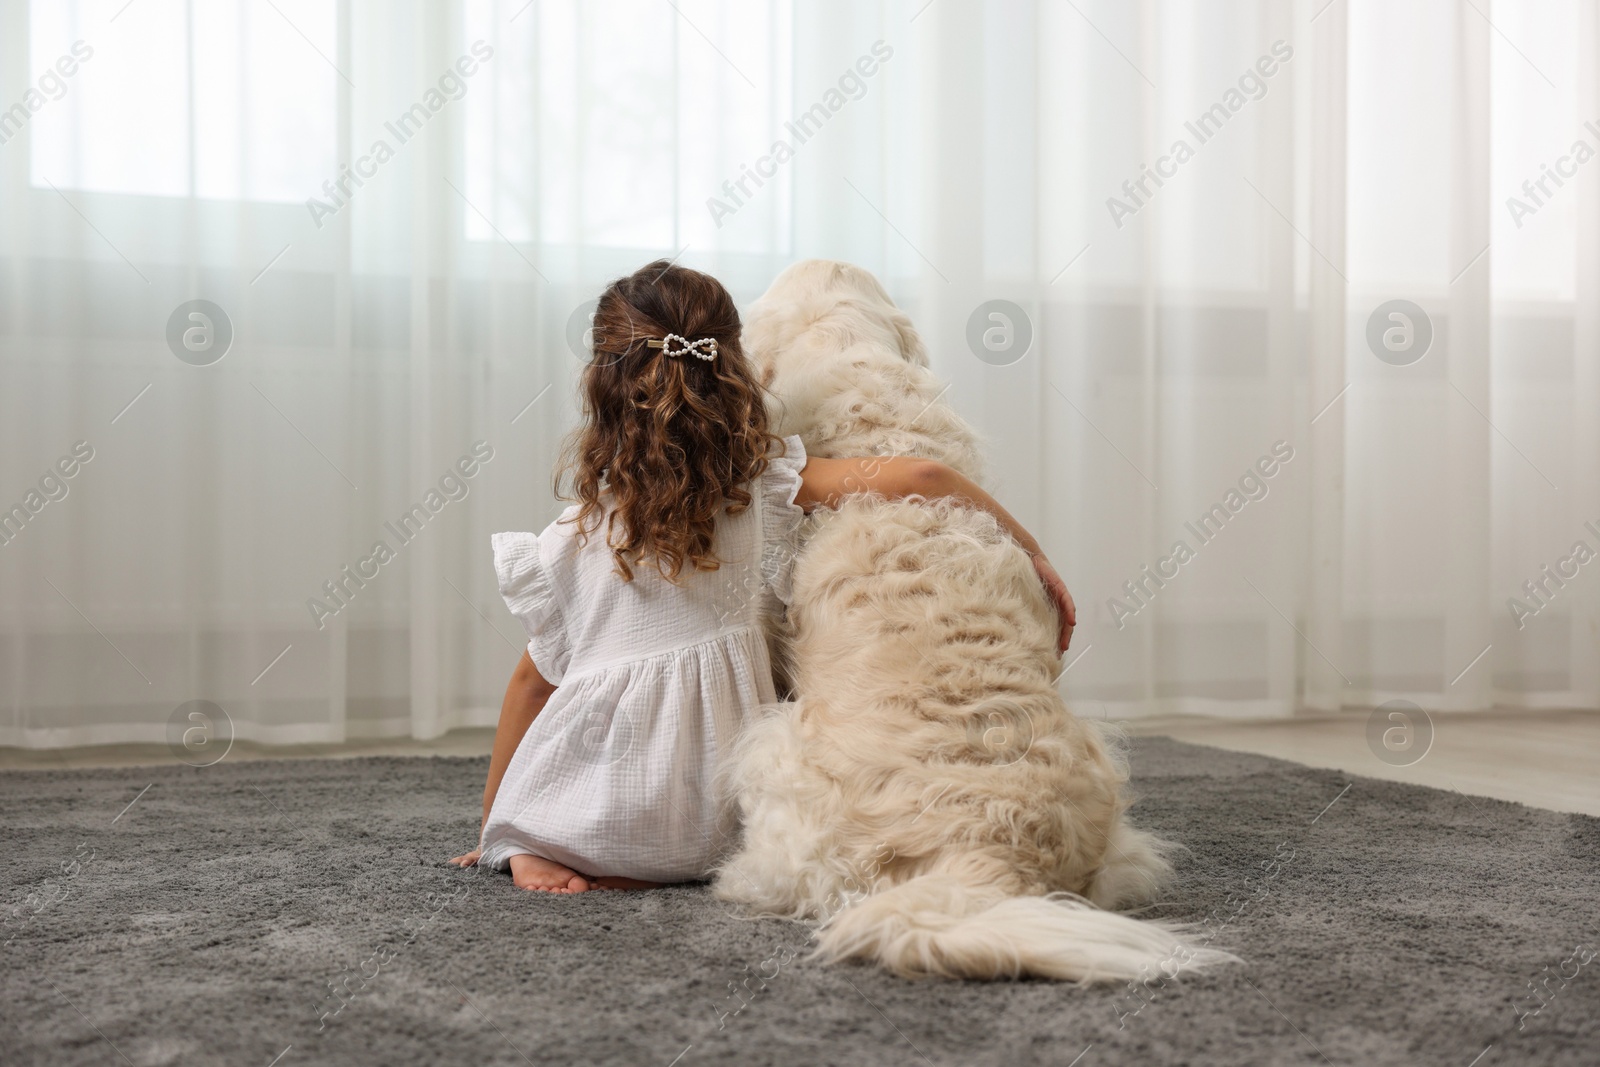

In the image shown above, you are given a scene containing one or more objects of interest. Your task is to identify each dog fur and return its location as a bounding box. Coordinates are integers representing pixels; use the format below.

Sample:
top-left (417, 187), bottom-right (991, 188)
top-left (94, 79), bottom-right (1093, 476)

top-left (715, 259), bottom-right (1233, 982)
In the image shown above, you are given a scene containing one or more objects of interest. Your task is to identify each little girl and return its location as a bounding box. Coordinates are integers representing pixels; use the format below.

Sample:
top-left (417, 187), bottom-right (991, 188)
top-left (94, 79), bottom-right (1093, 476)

top-left (449, 260), bottom-right (1075, 893)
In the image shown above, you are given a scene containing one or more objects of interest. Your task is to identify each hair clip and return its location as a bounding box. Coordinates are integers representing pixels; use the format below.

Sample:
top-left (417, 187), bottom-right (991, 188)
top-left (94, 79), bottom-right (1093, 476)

top-left (647, 333), bottom-right (718, 361)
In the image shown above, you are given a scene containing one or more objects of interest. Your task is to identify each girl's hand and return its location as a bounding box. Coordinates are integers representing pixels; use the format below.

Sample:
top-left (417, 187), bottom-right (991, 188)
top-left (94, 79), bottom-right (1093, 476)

top-left (1031, 554), bottom-right (1076, 654)
top-left (448, 848), bottom-right (481, 868)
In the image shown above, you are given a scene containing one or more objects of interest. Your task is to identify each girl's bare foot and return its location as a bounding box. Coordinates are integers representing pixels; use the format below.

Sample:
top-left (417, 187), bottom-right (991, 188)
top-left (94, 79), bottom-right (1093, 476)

top-left (509, 852), bottom-right (594, 894)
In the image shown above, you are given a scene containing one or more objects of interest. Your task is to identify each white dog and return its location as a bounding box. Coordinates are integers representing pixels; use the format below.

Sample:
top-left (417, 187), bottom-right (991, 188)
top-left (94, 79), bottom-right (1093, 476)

top-left (715, 260), bottom-right (1232, 982)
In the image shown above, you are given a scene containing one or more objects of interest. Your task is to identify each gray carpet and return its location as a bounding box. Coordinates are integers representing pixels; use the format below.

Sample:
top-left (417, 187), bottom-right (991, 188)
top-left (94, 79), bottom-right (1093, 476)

top-left (3, 738), bottom-right (1596, 1067)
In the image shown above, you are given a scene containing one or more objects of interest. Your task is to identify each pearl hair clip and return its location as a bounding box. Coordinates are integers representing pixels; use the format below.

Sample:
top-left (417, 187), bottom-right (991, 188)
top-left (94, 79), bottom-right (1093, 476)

top-left (646, 333), bottom-right (718, 361)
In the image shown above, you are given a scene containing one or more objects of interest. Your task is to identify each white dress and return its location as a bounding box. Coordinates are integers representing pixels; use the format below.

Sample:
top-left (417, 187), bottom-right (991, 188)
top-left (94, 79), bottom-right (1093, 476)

top-left (478, 435), bottom-right (807, 882)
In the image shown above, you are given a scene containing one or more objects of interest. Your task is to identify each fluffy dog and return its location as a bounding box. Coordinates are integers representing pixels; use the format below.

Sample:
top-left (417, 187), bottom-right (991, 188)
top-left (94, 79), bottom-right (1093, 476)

top-left (715, 260), bottom-right (1232, 982)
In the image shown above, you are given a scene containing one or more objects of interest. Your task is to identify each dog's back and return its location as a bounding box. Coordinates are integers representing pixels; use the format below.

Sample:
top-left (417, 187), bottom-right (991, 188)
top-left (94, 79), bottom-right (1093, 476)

top-left (786, 496), bottom-right (1126, 892)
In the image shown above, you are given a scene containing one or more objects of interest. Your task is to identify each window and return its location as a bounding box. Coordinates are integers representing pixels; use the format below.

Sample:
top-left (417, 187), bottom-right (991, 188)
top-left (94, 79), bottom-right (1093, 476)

top-left (28, 0), bottom-right (337, 203)
top-left (462, 0), bottom-right (793, 252)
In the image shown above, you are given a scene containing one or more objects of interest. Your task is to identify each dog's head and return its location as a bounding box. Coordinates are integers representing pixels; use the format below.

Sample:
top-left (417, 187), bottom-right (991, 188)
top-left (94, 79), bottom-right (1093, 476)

top-left (743, 259), bottom-right (983, 478)
top-left (743, 259), bottom-right (928, 388)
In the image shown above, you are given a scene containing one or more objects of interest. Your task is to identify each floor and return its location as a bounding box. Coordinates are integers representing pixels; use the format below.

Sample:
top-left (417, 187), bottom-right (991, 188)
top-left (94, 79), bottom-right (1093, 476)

top-left (1141, 708), bottom-right (1600, 817)
top-left (8, 736), bottom-right (1596, 1066)
top-left (2, 709), bottom-right (1596, 816)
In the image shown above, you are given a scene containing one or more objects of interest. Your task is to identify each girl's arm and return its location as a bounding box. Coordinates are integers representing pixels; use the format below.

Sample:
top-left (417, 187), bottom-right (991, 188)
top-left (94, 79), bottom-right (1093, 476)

top-left (795, 456), bottom-right (1077, 652)
top-left (448, 650), bottom-right (557, 866)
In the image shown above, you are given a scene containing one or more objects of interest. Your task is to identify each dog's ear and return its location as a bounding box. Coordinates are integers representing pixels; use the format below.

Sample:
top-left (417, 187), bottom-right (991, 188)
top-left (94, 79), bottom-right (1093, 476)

top-left (832, 262), bottom-right (928, 367)
top-left (889, 307), bottom-right (930, 367)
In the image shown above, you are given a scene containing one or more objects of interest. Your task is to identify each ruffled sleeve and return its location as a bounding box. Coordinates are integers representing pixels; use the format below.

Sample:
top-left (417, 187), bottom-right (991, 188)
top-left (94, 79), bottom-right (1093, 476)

top-left (491, 530), bottom-right (571, 684)
top-left (758, 434), bottom-right (808, 607)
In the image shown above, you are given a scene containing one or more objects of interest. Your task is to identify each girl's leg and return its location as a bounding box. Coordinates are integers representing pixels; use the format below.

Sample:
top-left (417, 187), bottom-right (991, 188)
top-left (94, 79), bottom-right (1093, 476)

top-left (448, 650), bottom-right (557, 866)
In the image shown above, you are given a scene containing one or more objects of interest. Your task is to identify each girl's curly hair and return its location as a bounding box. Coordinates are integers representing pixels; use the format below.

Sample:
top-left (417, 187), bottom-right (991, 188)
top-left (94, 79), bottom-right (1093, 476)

top-left (558, 260), bottom-right (783, 582)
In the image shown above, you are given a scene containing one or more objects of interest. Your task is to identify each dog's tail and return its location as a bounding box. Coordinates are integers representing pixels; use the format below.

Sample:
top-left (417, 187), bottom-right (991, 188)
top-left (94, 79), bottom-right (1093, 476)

top-left (814, 865), bottom-right (1236, 983)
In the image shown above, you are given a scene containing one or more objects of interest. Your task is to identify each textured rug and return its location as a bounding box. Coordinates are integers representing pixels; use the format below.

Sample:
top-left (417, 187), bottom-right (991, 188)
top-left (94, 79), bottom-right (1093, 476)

top-left (2, 737), bottom-right (1596, 1067)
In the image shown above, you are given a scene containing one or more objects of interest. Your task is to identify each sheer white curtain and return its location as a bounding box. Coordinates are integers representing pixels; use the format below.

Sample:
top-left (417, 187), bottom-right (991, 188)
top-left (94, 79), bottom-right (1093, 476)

top-left (1, 0), bottom-right (1593, 748)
